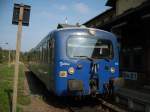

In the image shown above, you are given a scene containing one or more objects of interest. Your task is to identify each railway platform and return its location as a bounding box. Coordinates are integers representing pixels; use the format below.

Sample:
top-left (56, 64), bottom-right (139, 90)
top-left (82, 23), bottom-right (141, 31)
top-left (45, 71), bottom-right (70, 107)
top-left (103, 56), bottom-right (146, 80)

top-left (115, 87), bottom-right (150, 112)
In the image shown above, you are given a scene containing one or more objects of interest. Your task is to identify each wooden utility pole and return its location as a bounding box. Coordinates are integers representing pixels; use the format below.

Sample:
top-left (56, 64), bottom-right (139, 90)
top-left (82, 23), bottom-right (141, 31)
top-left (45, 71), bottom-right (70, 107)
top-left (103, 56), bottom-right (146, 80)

top-left (12, 6), bottom-right (24, 112)
top-left (12, 3), bottom-right (30, 112)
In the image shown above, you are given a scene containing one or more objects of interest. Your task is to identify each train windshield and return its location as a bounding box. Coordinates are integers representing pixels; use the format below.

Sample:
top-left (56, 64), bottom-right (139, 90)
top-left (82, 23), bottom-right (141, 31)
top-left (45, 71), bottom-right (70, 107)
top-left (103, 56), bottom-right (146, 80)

top-left (67, 36), bottom-right (113, 59)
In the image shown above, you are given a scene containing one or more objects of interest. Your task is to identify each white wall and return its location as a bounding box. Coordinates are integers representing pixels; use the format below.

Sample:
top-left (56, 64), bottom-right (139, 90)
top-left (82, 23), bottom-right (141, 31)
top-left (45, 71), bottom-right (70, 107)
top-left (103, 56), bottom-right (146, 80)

top-left (116, 0), bottom-right (146, 15)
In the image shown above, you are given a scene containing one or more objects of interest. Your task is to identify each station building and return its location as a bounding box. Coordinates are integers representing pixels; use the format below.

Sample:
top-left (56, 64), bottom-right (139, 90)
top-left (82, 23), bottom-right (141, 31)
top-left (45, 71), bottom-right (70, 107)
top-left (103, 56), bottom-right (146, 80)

top-left (84, 0), bottom-right (150, 88)
top-left (84, 0), bottom-right (150, 111)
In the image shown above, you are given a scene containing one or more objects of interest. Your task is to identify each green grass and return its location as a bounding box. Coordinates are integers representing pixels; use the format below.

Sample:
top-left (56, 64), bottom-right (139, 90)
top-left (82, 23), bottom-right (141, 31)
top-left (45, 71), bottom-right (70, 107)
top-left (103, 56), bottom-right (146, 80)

top-left (0, 63), bottom-right (30, 112)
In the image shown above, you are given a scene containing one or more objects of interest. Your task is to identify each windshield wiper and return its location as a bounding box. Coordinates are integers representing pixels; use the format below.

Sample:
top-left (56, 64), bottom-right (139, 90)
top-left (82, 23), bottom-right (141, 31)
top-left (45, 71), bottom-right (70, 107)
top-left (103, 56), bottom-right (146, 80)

top-left (73, 56), bottom-right (93, 61)
top-left (102, 57), bottom-right (110, 62)
top-left (74, 56), bottom-right (110, 62)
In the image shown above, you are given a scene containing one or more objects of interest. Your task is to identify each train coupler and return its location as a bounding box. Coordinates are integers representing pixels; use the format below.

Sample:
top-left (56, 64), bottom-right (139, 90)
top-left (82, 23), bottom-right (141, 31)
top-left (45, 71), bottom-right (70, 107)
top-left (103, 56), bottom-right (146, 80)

top-left (103, 80), bottom-right (114, 98)
top-left (89, 79), bottom-right (98, 97)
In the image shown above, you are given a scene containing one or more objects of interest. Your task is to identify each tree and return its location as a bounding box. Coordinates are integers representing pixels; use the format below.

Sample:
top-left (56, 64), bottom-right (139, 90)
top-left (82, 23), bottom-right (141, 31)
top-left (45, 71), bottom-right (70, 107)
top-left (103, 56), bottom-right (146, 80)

top-left (0, 47), bottom-right (3, 63)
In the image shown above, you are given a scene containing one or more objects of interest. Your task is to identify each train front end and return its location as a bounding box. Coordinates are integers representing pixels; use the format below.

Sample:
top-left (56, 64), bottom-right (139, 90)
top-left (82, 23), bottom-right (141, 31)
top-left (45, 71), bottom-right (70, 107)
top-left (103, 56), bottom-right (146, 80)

top-left (54, 28), bottom-right (119, 96)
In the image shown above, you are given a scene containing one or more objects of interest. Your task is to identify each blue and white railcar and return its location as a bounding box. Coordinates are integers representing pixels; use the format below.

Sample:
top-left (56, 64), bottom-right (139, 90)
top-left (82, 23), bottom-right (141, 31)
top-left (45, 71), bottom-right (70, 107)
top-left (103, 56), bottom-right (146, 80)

top-left (28, 27), bottom-right (119, 96)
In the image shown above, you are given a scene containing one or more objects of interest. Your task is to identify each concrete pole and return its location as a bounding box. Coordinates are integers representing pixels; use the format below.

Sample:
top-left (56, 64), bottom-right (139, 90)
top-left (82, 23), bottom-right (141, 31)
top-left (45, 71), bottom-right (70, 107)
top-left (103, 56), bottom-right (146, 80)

top-left (6, 43), bottom-right (11, 67)
top-left (12, 6), bottom-right (24, 112)
top-left (8, 49), bottom-right (11, 67)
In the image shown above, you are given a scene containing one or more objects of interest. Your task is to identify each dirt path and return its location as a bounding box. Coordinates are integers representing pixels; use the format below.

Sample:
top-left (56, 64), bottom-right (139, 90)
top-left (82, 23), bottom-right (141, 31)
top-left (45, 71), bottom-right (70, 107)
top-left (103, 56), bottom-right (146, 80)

top-left (22, 68), bottom-right (69, 112)
top-left (23, 95), bottom-right (67, 112)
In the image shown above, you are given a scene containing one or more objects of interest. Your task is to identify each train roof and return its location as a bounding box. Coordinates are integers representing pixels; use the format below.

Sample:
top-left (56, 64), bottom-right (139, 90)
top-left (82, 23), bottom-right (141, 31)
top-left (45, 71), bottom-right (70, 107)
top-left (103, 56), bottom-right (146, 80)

top-left (57, 23), bottom-right (79, 29)
top-left (54, 27), bottom-right (113, 35)
top-left (30, 27), bottom-right (115, 52)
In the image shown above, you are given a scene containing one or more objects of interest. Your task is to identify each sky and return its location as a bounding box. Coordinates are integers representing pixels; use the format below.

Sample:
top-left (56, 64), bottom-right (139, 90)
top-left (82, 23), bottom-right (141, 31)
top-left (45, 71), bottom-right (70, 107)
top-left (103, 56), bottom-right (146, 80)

top-left (0, 0), bottom-right (109, 52)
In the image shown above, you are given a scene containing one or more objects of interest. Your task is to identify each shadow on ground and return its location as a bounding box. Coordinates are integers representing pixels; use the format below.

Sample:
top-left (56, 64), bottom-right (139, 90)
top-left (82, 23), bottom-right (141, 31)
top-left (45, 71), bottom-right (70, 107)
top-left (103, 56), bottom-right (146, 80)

top-left (25, 71), bottom-right (100, 111)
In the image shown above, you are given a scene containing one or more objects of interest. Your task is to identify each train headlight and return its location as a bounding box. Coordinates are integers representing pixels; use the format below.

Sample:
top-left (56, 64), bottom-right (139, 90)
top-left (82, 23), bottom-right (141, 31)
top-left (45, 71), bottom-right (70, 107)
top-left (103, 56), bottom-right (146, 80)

top-left (88, 29), bottom-right (96, 35)
top-left (110, 67), bottom-right (115, 73)
top-left (68, 67), bottom-right (75, 75)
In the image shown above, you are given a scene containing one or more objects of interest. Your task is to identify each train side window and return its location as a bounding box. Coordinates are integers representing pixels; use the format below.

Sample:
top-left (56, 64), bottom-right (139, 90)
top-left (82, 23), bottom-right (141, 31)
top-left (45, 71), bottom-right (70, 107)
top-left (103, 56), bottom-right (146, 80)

top-left (40, 46), bottom-right (42, 62)
top-left (42, 46), bottom-right (44, 62)
top-left (38, 48), bottom-right (40, 61)
top-left (48, 40), bottom-right (51, 63)
top-left (46, 41), bottom-right (49, 63)
top-left (48, 38), bottom-right (55, 63)
top-left (43, 42), bottom-right (48, 63)
top-left (51, 39), bottom-right (55, 63)
top-left (45, 42), bottom-right (48, 63)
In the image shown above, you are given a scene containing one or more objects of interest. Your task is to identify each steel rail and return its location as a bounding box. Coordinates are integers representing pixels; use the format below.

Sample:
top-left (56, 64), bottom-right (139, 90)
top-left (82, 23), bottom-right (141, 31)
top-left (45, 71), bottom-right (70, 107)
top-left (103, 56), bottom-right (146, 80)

top-left (98, 98), bottom-right (128, 112)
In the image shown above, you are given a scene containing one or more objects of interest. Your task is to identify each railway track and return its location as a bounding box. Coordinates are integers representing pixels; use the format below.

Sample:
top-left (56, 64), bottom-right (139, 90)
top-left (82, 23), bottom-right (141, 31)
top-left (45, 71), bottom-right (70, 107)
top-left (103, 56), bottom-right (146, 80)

top-left (67, 98), bottom-right (128, 112)
top-left (97, 98), bottom-right (128, 112)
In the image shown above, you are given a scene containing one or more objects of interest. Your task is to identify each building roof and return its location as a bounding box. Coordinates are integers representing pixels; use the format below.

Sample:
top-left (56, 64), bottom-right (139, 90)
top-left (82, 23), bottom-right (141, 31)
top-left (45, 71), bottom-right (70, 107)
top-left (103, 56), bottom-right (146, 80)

top-left (106, 0), bottom-right (116, 7)
top-left (100, 0), bottom-right (150, 30)
top-left (83, 8), bottom-right (113, 25)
